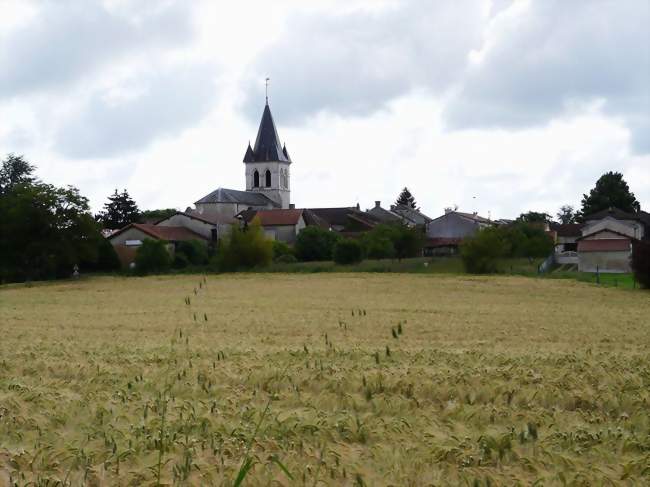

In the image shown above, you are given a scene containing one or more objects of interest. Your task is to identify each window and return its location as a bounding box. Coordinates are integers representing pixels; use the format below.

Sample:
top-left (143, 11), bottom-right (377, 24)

top-left (265, 169), bottom-right (271, 187)
top-left (253, 170), bottom-right (259, 188)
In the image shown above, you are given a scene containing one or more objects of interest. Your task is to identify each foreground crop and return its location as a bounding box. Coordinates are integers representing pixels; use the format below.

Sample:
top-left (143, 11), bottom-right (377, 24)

top-left (1, 274), bottom-right (648, 485)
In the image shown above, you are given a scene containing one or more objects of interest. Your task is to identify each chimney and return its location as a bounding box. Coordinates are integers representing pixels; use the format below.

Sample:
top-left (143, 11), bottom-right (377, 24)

top-left (289, 203), bottom-right (295, 209)
top-left (444, 207), bottom-right (453, 214)
top-left (375, 201), bottom-right (381, 208)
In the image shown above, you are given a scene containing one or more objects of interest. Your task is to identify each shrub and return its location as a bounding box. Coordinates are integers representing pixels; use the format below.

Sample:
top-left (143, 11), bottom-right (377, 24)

top-left (362, 226), bottom-right (395, 259)
top-left (502, 223), bottom-right (554, 258)
top-left (135, 239), bottom-right (171, 274)
top-left (213, 218), bottom-right (272, 271)
top-left (275, 253), bottom-right (298, 264)
top-left (176, 239), bottom-right (208, 266)
top-left (632, 240), bottom-right (650, 289)
top-left (272, 240), bottom-right (294, 261)
top-left (461, 227), bottom-right (509, 273)
top-left (295, 226), bottom-right (340, 261)
top-left (173, 252), bottom-right (190, 269)
top-left (333, 239), bottom-right (364, 264)
top-left (393, 225), bottom-right (424, 260)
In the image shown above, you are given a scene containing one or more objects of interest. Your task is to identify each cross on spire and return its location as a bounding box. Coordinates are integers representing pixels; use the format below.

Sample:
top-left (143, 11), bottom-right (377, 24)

top-left (265, 77), bottom-right (270, 104)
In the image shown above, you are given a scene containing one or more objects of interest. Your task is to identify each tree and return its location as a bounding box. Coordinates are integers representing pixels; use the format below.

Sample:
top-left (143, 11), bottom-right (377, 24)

top-left (96, 189), bottom-right (140, 229)
top-left (295, 226), bottom-right (340, 261)
top-left (517, 211), bottom-right (552, 224)
top-left (362, 225), bottom-right (395, 259)
top-left (395, 187), bottom-right (418, 209)
top-left (333, 239), bottom-right (364, 264)
top-left (556, 205), bottom-right (577, 225)
top-left (632, 240), bottom-right (650, 289)
top-left (272, 240), bottom-right (294, 261)
top-left (139, 208), bottom-right (178, 223)
top-left (580, 171), bottom-right (640, 218)
top-left (213, 218), bottom-right (273, 271)
top-left (392, 225), bottom-right (424, 260)
top-left (0, 153), bottom-right (36, 194)
top-left (502, 223), bottom-right (554, 258)
top-left (134, 239), bottom-right (171, 274)
top-left (1, 180), bottom-right (102, 281)
top-left (176, 240), bottom-right (208, 266)
top-left (460, 227), bottom-right (510, 274)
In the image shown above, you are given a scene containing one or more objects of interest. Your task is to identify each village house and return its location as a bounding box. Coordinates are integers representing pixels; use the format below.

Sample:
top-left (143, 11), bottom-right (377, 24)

top-left (366, 201), bottom-right (432, 227)
top-left (424, 209), bottom-right (493, 255)
top-left (108, 223), bottom-right (208, 267)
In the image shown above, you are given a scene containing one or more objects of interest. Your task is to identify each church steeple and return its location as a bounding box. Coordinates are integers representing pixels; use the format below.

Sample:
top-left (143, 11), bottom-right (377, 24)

top-left (243, 103), bottom-right (291, 163)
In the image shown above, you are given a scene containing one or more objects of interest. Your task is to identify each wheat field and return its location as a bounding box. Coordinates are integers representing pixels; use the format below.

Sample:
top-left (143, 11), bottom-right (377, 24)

top-left (1, 274), bottom-right (649, 485)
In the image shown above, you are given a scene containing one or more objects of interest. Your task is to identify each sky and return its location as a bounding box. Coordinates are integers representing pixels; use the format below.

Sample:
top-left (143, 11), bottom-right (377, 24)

top-left (0, 0), bottom-right (648, 219)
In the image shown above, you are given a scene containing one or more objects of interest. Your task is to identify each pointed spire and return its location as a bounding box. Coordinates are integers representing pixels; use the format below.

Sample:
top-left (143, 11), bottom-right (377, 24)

top-left (243, 142), bottom-right (255, 162)
top-left (243, 103), bottom-right (291, 163)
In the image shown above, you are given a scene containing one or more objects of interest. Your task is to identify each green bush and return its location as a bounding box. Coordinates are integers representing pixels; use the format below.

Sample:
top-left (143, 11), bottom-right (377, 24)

top-left (275, 253), bottom-right (298, 264)
top-left (295, 226), bottom-right (340, 261)
top-left (632, 240), bottom-right (650, 289)
top-left (333, 239), bottom-right (364, 264)
top-left (176, 239), bottom-right (208, 265)
top-left (502, 223), bottom-right (554, 258)
top-left (213, 218), bottom-right (273, 271)
top-left (362, 226), bottom-right (395, 259)
top-left (97, 238), bottom-right (121, 271)
top-left (460, 227), bottom-right (509, 274)
top-left (272, 240), bottom-right (294, 261)
top-left (135, 239), bottom-right (171, 274)
top-left (172, 252), bottom-right (190, 269)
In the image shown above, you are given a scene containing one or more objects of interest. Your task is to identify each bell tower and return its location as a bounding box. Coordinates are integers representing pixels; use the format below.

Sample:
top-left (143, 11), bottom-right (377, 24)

top-left (243, 100), bottom-right (291, 209)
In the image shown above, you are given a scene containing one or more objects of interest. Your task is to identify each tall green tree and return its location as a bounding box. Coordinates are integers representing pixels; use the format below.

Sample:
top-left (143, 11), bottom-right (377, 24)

top-left (395, 187), bottom-right (418, 209)
top-left (517, 211), bottom-right (552, 224)
top-left (580, 171), bottom-right (640, 218)
top-left (0, 155), bottom-right (103, 282)
top-left (96, 189), bottom-right (140, 229)
top-left (556, 205), bottom-right (577, 225)
top-left (0, 153), bottom-right (35, 195)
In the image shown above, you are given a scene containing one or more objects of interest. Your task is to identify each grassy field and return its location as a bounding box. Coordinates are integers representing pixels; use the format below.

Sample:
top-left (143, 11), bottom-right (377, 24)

top-left (1, 274), bottom-right (649, 485)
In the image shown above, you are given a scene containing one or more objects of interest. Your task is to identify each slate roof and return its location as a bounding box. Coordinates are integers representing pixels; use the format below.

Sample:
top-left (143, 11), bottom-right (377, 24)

top-left (194, 187), bottom-right (279, 207)
top-left (109, 223), bottom-right (207, 242)
top-left (429, 211), bottom-right (491, 225)
top-left (390, 204), bottom-right (433, 225)
top-left (309, 207), bottom-right (381, 229)
top-left (157, 211), bottom-right (235, 226)
top-left (583, 207), bottom-right (640, 222)
top-left (366, 205), bottom-right (403, 223)
top-left (243, 103), bottom-right (291, 163)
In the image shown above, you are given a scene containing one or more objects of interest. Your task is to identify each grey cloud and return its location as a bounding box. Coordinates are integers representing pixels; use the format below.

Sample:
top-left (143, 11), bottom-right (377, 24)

top-left (54, 65), bottom-right (216, 158)
top-left (0, 0), bottom-right (193, 98)
top-left (444, 0), bottom-right (650, 153)
top-left (242, 1), bottom-right (485, 124)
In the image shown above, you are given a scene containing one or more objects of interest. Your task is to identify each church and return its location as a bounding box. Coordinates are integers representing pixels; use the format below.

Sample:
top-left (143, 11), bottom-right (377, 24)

top-left (193, 100), bottom-right (294, 220)
top-left (108, 98), bottom-right (387, 264)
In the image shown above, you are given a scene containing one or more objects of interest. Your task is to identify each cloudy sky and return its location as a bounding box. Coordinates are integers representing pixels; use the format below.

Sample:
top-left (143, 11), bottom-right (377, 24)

top-left (1, 0), bottom-right (648, 219)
